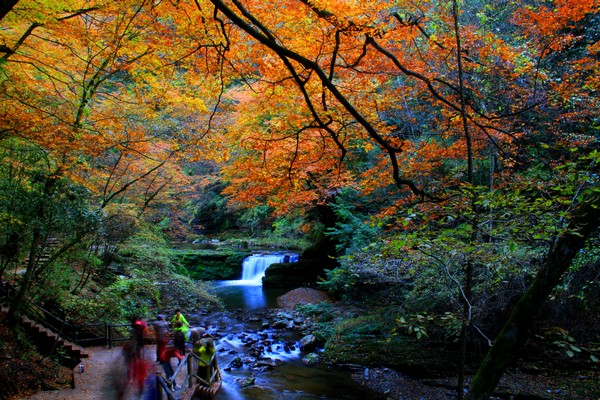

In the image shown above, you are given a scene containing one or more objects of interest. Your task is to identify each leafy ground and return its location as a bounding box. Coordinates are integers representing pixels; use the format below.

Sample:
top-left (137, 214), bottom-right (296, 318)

top-left (0, 318), bottom-right (73, 400)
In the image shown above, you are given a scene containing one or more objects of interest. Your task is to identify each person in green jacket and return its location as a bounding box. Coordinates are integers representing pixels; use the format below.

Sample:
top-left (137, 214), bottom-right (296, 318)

top-left (193, 337), bottom-right (217, 386)
top-left (171, 308), bottom-right (190, 339)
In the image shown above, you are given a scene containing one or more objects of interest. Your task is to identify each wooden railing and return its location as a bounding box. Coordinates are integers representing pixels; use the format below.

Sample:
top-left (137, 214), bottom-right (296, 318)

top-left (1, 281), bottom-right (132, 347)
top-left (1, 281), bottom-right (221, 399)
top-left (155, 351), bottom-right (220, 400)
top-left (22, 301), bottom-right (133, 348)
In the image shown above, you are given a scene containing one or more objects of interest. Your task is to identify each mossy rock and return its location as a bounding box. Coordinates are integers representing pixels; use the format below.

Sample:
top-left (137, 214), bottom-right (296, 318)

top-left (317, 313), bottom-right (456, 376)
top-left (171, 249), bottom-right (250, 280)
top-left (322, 335), bottom-right (454, 376)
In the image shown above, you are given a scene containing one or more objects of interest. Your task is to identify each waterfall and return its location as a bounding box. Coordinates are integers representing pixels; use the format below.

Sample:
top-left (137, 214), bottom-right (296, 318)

top-left (239, 253), bottom-right (298, 284)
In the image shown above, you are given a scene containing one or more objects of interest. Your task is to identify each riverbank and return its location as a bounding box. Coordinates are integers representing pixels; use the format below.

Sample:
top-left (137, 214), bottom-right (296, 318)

top-left (350, 366), bottom-right (599, 400)
top-left (275, 287), bottom-right (599, 400)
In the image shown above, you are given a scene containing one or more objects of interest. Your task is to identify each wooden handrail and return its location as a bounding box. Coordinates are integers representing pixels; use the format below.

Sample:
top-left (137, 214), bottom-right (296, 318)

top-left (188, 351), bottom-right (219, 387)
top-left (1, 282), bottom-right (130, 347)
top-left (155, 351), bottom-right (220, 399)
top-left (156, 374), bottom-right (177, 400)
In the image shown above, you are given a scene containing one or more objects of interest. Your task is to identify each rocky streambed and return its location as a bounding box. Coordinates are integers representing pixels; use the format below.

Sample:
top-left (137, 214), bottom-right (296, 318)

top-left (189, 287), bottom-right (598, 400)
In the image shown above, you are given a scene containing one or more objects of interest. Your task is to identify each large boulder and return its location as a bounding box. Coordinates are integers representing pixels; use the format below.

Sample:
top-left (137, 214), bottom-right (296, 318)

top-left (262, 238), bottom-right (338, 288)
top-left (299, 334), bottom-right (319, 351)
top-left (277, 288), bottom-right (334, 309)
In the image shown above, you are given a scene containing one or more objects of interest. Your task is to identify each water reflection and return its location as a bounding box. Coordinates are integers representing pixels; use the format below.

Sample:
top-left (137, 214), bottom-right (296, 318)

top-left (214, 282), bottom-right (269, 310)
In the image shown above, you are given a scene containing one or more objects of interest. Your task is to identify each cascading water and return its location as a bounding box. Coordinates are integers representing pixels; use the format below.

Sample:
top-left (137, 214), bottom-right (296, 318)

top-left (198, 252), bottom-right (375, 400)
top-left (215, 252), bottom-right (299, 309)
top-left (238, 253), bottom-right (299, 284)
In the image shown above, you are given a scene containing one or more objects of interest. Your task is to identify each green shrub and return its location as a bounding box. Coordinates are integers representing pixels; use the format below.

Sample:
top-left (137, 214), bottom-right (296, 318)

top-left (296, 302), bottom-right (336, 322)
top-left (333, 315), bottom-right (385, 340)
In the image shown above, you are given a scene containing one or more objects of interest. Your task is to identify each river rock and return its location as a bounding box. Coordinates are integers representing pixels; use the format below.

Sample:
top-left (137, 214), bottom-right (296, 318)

top-left (248, 345), bottom-right (265, 358)
top-left (302, 352), bottom-right (320, 366)
top-left (228, 357), bottom-right (243, 369)
top-left (242, 356), bottom-right (256, 365)
top-left (242, 337), bottom-right (258, 346)
top-left (253, 357), bottom-right (280, 369)
top-left (271, 318), bottom-right (289, 329)
top-left (236, 376), bottom-right (256, 387)
top-left (299, 334), bottom-right (318, 351)
top-left (278, 312), bottom-right (294, 320)
top-left (283, 342), bottom-right (295, 352)
top-left (271, 311), bottom-right (296, 329)
top-left (251, 357), bottom-right (281, 372)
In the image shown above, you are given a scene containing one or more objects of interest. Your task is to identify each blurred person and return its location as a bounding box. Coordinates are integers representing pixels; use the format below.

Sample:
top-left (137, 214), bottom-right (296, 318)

top-left (193, 337), bottom-right (218, 386)
top-left (152, 314), bottom-right (169, 362)
top-left (173, 321), bottom-right (186, 356)
top-left (159, 345), bottom-right (185, 387)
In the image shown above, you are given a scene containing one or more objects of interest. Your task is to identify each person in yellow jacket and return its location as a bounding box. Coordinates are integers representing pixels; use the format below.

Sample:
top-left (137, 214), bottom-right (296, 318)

top-left (193, 337), bottom-right (217, 386)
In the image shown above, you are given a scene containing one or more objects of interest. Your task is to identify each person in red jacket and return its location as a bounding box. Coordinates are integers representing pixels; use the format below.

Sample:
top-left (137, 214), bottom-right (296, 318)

top-left (132, 316), bottom-right (147, 357)
top-left (159, 345), bottom-right (185, 382)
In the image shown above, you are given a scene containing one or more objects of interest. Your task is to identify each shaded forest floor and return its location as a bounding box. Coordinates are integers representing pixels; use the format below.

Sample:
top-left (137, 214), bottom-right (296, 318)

top-left (351, 366), bottom-right (599, 400)
top-left (279, 288), bottom-right (600, 400)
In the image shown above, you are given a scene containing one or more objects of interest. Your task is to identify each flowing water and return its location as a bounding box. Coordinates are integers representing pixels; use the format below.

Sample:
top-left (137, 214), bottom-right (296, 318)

top-left (187, 252), bottom-right (373, 400)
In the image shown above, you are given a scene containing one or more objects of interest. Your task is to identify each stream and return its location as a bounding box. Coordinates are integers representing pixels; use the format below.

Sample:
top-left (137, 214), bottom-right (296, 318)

top-left (185, 253), bottom-right (374, 400)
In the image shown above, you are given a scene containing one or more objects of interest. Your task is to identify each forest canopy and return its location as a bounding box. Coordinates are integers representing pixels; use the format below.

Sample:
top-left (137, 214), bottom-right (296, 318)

top-left (0, 1), bottom-right (598, 399)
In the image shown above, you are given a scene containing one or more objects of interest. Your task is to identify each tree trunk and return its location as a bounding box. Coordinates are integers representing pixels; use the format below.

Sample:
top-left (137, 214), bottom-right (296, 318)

top-left (7, 227), bottom-right (41, 323)
top-left (467, 191), bottom-right (600, 400)
top-left (7, 174), bottom-right (58, 323)
top-left (457, 259), bottom-right (473, 400)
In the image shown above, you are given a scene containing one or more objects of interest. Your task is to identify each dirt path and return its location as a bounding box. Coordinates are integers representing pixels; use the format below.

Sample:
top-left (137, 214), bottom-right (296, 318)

top-left (21, 345), bottom-right (163, 400)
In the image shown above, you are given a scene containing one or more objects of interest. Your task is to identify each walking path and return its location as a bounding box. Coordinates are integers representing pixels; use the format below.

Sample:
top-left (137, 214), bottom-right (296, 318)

top-left (21, 344), bottom-right (188, 400)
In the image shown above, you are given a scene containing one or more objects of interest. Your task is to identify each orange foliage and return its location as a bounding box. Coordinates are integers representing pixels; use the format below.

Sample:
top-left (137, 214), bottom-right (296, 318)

top-left (202, 0), bottom-right (599, 219)
top-left (0, 0), bottom-right (223, 217)
top-left (1, 0), bottom-right (598, 225)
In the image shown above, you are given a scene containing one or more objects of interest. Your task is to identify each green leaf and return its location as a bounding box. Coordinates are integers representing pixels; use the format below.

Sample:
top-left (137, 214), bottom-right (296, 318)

top-left (566, 350), bottom-right (574, 357)
top-left (569, 344), bottom-right (581, 352)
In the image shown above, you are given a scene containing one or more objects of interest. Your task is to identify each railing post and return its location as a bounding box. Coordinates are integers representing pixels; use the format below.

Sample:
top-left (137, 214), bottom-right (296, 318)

top-left (156, 372), bottom-right (163, 400)
top-left (106, 322), bottom-right (112, 348)
top-left (187, 354), bottom-right (194, 388)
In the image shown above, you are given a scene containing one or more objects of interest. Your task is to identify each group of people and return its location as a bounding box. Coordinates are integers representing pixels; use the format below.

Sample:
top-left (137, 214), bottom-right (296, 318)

top-left (112, 309), bottom-right (218, 399)
top-left (151, 309), bottom-right (218, 388)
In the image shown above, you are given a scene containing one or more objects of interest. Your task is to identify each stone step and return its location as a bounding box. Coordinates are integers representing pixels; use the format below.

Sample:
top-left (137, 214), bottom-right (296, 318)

top-left (20, 314), bottom-right (89, 359)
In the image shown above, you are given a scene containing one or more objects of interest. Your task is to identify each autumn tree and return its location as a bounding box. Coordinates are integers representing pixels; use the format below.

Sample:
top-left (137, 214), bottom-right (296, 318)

top-left (188, 0), bottom-right (599, 398)
top-left (0, 0), bottom-right (227, 318)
